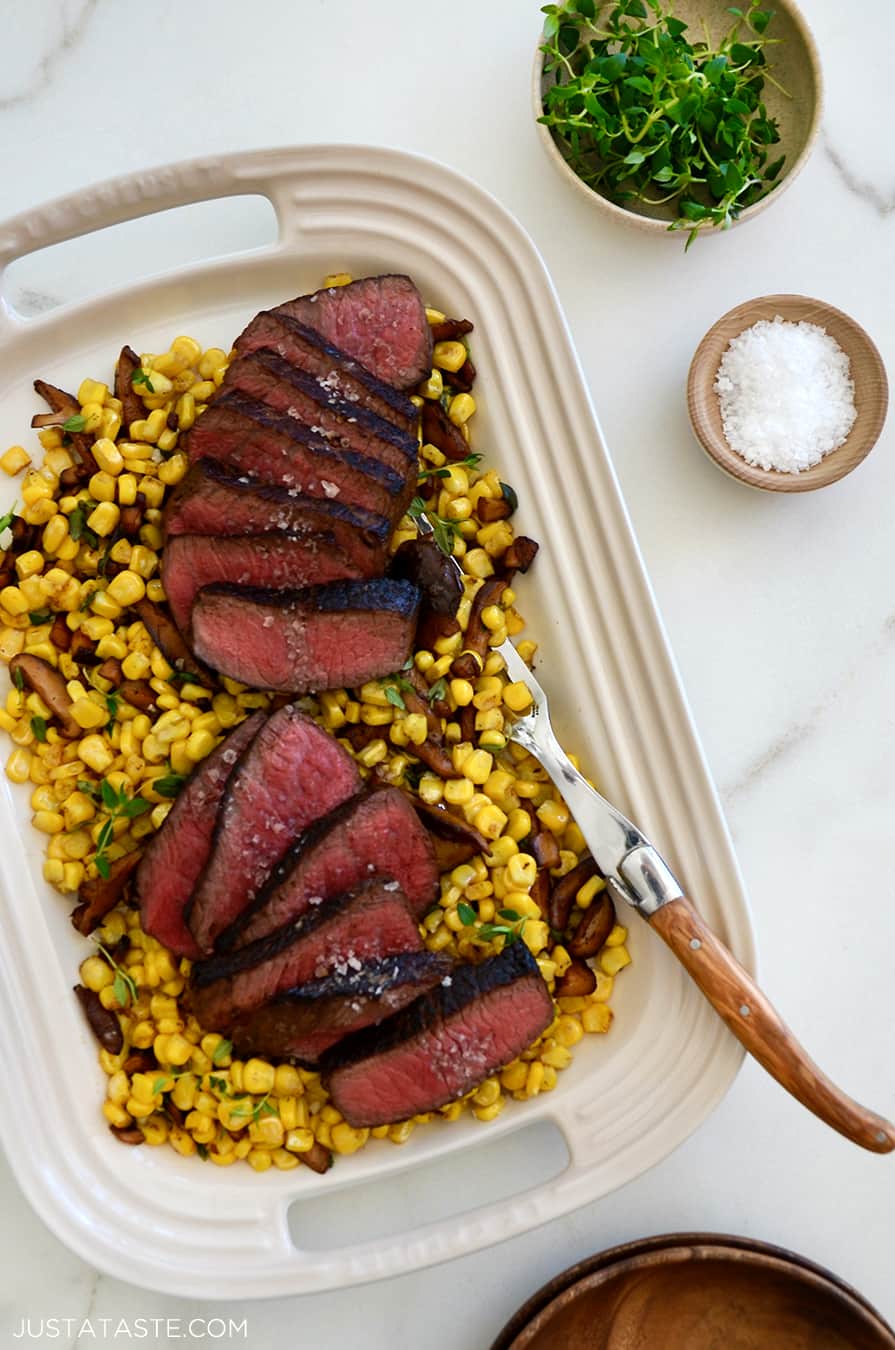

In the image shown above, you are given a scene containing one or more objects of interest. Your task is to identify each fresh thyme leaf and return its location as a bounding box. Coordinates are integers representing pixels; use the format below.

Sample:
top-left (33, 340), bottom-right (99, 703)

top-left (0, 503), bottom-right (16, 535)
top-left (211, 1038), bottom-right (232, 1066)
top-left (93, 941), bottom-right (137, 1006)
top-left (78, 779), bottom-right (100, 800)
top-left (106, 691), bottom-right (119, 722)
top-left (257, 1099), bottom-right (278, 1119)
top-left (12, 666), bottom-right (24, 692)
top-left (95, 854), bottom-right (111, 880)
top-left (69, 501), bottom-right (99, 549)
top-left (538, 0), bottom-right (785, 245)
top-left (196, 1142), bottom-right (209, 1160)
top-left (27, 609), bottom-right (52, 624)
top-left (30, 715), bottom-right (48, 743)
top-left (208, 1075), bottom-right (229, 1094)
top-left (498, 909), bottom-right (524, 922)
top-left (112, 971), bottom-right (128, 1007)
top-left (100, 778), bottom-right (118, 811)
top-left (402, 656), bottom-right (414, 671)
top-left (154, 773), bottom-right (187, 799)
top-left (457, 901), bottom-right (477, 926)
top-left (121, 794), bottom-right (152, 819)
top-left (403, 762), bottom-right (425, 789)
top-left (428, 677), bottom-right (447, 704)
top-left (152, 1075), bottom-right (170, 1096)
top-left (62, 414), bottom-right (86, 433)
top-left (384, 685), bottom-right (406, 711)
top-left (131, 368), bottom-right (155, 393)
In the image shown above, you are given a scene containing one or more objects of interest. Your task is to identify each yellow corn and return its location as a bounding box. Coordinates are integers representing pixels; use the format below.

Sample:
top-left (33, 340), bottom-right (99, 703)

top-left (92, 438), bottom-right (124, 476)
top-left (448, 393), bottom-right (476, 425)
top-left (432, 341), bottom-right (467, 373)
top-left (1, 445), bottom-right (31, 475)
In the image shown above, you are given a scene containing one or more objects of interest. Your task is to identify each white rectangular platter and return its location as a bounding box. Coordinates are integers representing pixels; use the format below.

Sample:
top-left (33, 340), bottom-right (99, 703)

top-left (0, 146), bottom-right (754, 1298)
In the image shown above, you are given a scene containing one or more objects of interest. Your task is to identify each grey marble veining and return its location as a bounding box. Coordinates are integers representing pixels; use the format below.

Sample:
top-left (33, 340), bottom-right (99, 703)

top-left (0, 0), bottom-right (98, 109)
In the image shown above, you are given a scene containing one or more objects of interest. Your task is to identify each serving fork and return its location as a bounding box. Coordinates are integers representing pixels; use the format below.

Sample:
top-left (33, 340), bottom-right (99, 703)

top-left (498, 637), bottom-right (895, 1154)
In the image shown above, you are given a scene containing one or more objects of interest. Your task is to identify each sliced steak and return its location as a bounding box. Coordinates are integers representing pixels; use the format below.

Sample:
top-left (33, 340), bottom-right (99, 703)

top-left (186, 706), bottom-right (361, 953)
top-left (192, 878), bottom-right (422, 1028)
top-left (186, 391), bottom-right (408, 520)
top-left (136, 712), bottom-right (265, 959)
top-left (161, 531), bottom-right (363, 635)
top-left (235, 310), bottom-right (417, 433)
top-left (228, 952), bottom-right (453, 1064)
top-left (190, 578), bottom-right (421, 694)
top-left (223, 349), bottom-right (417, 477)
top-left (322, 943), bottom-right (554, 1127)
top-left (220, 787), bottom-right (439, 951)
top-left (274, 275), bottom-right (432, 390)
top-left (164, 460), bottom-right (389, 577)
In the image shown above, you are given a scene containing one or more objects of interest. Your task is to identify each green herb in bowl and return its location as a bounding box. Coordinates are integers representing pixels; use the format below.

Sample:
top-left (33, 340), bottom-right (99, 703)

top-left (537, 0), bottom-right (817, 246)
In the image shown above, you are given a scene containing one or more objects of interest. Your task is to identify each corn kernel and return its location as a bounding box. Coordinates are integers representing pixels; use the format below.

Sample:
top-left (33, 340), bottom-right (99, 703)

top-left (86, 502), bottom-right (120, 538)
top-left (432, 341), bottom-right (467, 373)
top-left (70, 697), bottom-right (107, 730)
top-left (16, 550), bottom-right (44, 580)
top-left (599, 945), bottom-right (632, 976)
top-left (448, 393), bottom-right (476, 425)
top-left (582, 1003), bottom-right (613, 1034)
top-left (93, 438), bottom-right (124, 476)
top-left (331, 1122), bottom-right (370, 1155)
top-left (1, 445), bottom-right (31, 475)
top-left (78, 734), bottom-right (114, 774)
top-left (158, 453), bottom-right (188, 486)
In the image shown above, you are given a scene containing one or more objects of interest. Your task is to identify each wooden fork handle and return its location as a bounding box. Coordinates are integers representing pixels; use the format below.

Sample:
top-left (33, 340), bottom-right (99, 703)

top-left (648, 897), bottom-right (895, 1153)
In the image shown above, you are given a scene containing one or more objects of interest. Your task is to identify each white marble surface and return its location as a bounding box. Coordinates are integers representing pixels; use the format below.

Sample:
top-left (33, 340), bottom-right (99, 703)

top-left (1, 0), bottom-right (894, 1344)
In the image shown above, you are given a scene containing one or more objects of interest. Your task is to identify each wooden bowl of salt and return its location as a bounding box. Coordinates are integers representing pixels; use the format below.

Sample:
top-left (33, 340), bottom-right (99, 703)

top-left (687, 294), bottom-right (888, 491)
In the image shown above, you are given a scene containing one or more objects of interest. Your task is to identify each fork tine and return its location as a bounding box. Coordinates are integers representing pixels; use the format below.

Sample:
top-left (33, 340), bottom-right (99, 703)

top-left (497, 639), bottom-right (547, 708)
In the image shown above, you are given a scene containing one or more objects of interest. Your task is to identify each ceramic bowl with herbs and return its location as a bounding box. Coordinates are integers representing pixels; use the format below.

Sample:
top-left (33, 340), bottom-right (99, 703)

top-left (533, 0), bottom-right (822, 247)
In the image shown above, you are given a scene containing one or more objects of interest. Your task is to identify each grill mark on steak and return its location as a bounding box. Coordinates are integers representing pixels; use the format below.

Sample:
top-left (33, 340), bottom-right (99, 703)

top-left (186, 705), bottom-right (361, 953)
top-left (228, 951), bottom-right (453, 1065)
top-left (136, 712), bottom-right (265, 959)
top-left (218, 787), bottom-right (439, 951)
top-left (274, 275), bottom-right (433, 391)
top-left (186, 391), bottom-right (408, 520)
top-left (235, 310), bottom-right (417, 432)
top-left (164, 460), bottom-right (390, 570)
top-left (192, 877), bottom-right (423, 1028)
top-left (223, 348), bottom-right (417, 476)
top-left (189, 578), bottom-right (421, 694)
top-left (321, 943), bottom-right (554, 1127)
top-left (161, 530), bottom-right (363, 635)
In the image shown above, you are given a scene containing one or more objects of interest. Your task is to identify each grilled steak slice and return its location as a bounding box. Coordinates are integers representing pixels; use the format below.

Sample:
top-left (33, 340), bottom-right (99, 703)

top-left (322, 943), bottom-right (554, 1127)
top-left (223, 349), bottom-right (417, 477)
top-left (228, 952), bottom-right (453, 1064)
top-left (235, 311), bottom-right (417, 433)
top-left (220, 787), bottom-right (439, 951)
top-left (186, 391), bottom-right (408, 520)
top-left (274, 275), bottom-right (432, 390)
top-left (190, 578), bottom-right (421, 694)
top-left (164, 461), bottom-right (389, 576)
top-left (161, 531), bottom-right (363, 635)
top-left (136, 712), bottom-right (265, 959)
top-left (186, 706), bottom-right (361, 953)
top-left (192, 878), bottom-right (422, 1028)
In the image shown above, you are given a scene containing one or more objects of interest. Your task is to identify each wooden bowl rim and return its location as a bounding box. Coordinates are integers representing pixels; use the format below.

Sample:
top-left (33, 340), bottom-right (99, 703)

top-left (531, 0), bottom-right (824, 236)
top-left (499, 1238), bottom-right (895, 1350)
top-left (489, 1231), bottom-right (895, 1350)
top-left (687, 293), bottom-right (889, 492)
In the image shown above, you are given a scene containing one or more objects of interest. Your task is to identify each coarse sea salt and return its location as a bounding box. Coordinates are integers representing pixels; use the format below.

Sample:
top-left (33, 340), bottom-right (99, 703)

top-left (714, 316), bottom-right (857, 473)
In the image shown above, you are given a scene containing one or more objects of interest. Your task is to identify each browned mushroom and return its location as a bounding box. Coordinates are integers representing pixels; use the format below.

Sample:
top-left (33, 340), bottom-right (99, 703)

top-left (450, 575), bottom-right (507, 681)
top-left (530, 867), bottom-right (550, 919)
top-left (517, 799), bottom-right (561, 871)
top-left (429, 318), bottom-right (474, 342)
top-left (412, 738), bottom-right (461, 780)
top-left (119, 679), bottom-right (158, 713)
top-left (8, 652), bottom-right (80, 738)
top-left (547, 856), bottom-right (600, 933)
top-left (447, 357), bottom-right (476, 393)
top-left (476, 495), bottom-right (512, 523)
top-left (502, 536), bottom-right (539, 574)
top-left (421, 401), bottom-right (470, 461)
top-left (9, 516), bottom-right (40, 555)
top-left (50, 613), bottom-right (71, 652)
top-left (114, 345), bottom-right (146, 433)
top-left (555, 958), bottom-right (598, 998)
top-left (110, 1126), bottom-right (145, 1146)
top-left (415, 610), bottom-right (460, 652)
top-left (133, 598), bottom-right (206, 679)
top-left (69, 629), bottom-right (99, 666)
top-left (123, 1050), bottom-right (155, 1075)
top-left (341, 723), bottom-right (388, 752)
top-left (32, 379), bottom-right (98, 477)
top-left (391, 536), bottom-right (463, 618)
top-left (568, 892), bottom-right (617, 959)
top-left (301, 1140), bottom-right (333, 1173)
top-left (97, 657), bottom-right (123, 687)
top-left (74, 984), bottom-right (124, 1054)
top-left (118, 503), bottom-right (144, 539)
top-left (70, 851), bottom-right (141, 936)
top-left (408, 795), bottom-right (489, 871)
